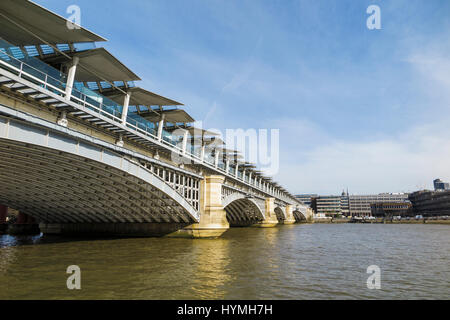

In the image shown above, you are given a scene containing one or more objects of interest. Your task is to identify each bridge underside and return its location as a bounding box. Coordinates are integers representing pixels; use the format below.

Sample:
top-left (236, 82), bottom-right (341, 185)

top-left (274, 207), bottom-right (286, 223)
top-left (224, 198), bottom-right (264, 227)
top-left (0, 136), bottom-right (198, 236)
top-left (293, 210), bottom-right (307, 222)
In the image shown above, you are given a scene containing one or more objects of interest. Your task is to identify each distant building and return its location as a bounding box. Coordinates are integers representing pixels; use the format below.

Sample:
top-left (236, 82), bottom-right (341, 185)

top-left (409, 189), bottom-right (450, 217)
top-left (295, 194), bottom-right (318, 207)
top-left (311, 192), bottom-right (410, 217)
top-left (434, 179), bottom-right (450, 191)
top-left (349, 194), bottom-right (410, 217)
top-left (370, 202), bottom-right (412, 217)
top-left (312, 195), bottom-right (343, 218)
top-left (340, 190), bottom-right (350, 216)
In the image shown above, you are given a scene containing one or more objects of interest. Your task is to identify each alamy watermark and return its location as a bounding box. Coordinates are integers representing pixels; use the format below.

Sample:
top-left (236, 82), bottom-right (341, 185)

top-left (66, 5), bottom-right (81, 30)
top-left (367, 4), bottom-right (381, 30)
top-left (169, 122), bottom-right (280, 176)
top-left (66, 265), bottom-right (81, 290)
top-left (366, 265), bottom-right (381, 290)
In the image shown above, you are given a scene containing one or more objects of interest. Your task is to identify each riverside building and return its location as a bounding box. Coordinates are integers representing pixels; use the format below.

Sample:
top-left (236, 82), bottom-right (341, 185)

top-left (409, 179), bottom-right (450, 217)
top-left (311, 192), bottom-right (410, 217)
top-left (311, 195), bottom-right (342, 218)
top-left (349, 194), bottom-right (409, 217)
top-left (434, 179), bottom-right (450, 191)
top-left (294, 194), bottom-right (317, 207)
top-left (370, 202), bottom-right (412, 218)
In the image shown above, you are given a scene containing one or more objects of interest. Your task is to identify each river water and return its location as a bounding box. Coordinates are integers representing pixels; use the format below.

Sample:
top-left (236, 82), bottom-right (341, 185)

top-left (0, 224), bottom-right (448, 300)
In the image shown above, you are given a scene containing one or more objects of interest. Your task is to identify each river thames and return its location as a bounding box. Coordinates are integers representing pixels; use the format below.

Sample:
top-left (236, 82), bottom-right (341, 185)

top-left (0, 224), bottom-right (449, 300)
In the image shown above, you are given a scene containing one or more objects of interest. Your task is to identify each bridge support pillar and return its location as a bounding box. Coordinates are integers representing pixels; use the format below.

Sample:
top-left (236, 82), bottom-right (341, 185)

top-left (284, 205), bottom-right (296, 225)
top-left (169, 175), bottom-right (229, 239)
top-left (306, 208), bottom-right (314, 223)
top-left (252, 198), bottom-right (279, 228)
top-left (8, 212), bottom-right (40, 235)
top-left (0, 205), bottom-right (8, 234)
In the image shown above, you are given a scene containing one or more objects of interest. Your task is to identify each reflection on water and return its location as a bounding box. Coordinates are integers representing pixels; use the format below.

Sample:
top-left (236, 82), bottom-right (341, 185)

top-left (0, 224), bottom-right (449, 300)
top-left (190, 239), bottom-right (232, 300)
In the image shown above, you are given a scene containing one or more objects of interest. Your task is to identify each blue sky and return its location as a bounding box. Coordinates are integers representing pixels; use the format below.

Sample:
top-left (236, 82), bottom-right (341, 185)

top-left (37, 0), bottom-right (450, 195)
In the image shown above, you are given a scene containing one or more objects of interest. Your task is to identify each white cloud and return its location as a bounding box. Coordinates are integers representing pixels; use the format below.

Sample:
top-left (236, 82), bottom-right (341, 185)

top-left (273, 44), bottom-right (450, 195)
top-left (276, 120), bottom-right (450, 195)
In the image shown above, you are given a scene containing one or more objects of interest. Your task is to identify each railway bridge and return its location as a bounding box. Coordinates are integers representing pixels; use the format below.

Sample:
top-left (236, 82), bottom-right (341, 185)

top-left (0, 0), bottom-right (312, 238)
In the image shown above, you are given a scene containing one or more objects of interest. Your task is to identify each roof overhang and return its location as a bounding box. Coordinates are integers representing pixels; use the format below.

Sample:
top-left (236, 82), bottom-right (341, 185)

top-left (204, 137), bottom-right (225, 146)
top-left (165, 126), bottom-right (219, 137)
top-left (0, 0), bottom-right (106, 46)
top-left (41, 48), bottom-right (140, 82)
top-left (138, 108), bottom-right (194, 124)
top-left (103, 87), bottom-right (183, 107)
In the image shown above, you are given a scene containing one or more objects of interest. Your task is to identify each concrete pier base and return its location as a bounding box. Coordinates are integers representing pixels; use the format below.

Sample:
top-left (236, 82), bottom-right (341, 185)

top-left (167, 224), bottom-right (229, 239)
top-left (39, 223), bottom-right (190, 237)
top-left (168, 176), bottom-right (230, 239)
top-left (252, 198), bottom-right (279, 228)
top-left (283, 205), bottom-right (296, 224)
top-left (251, 221), bottom-right (278, 228)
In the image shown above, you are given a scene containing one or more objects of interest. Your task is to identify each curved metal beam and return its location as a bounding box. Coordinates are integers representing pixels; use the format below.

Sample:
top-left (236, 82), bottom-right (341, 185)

top-left (0, 117), bottom-right (200, 223)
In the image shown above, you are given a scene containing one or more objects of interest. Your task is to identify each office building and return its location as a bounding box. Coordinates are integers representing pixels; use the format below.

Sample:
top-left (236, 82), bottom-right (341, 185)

top-left (370, 202), bottom-right (412, 217)
top-left (434, 179), bottom-right (450, 191)
top-left (312, 195), bottom-right (343, 218)
top-left (409, 189), bottom-right (450, 217)
top-left (295, 194), bottom-right (318, 207)
top-left (349, 193), bottom-right (409, 217)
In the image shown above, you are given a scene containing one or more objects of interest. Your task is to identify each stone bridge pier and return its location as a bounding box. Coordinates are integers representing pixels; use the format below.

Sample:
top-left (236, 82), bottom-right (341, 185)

top-left (283, 205), bottom-right (296, 225)
top-left (169, 176), bottom-right (230, 238)
top-left (168, 175), bottom-right (304, 238)
top-left (252, 198), bottom-right (279, 228)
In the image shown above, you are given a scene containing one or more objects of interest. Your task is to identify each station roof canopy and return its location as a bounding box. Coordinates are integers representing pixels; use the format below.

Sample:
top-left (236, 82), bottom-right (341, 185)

top-left (0, 0), bottom-right (106, 46)
top-left (224, 152), bottom-right (244, 160)
top-left (185, 127), bottom-right (220, 137)
top-left (165, 126), bottom-right (220, 137)
top-left (103, 87), bottom-right (183, 107)
top-left (252, 171), bottom-right (264, 176)
top-left (41, 48), bottom-right (141, 82)
top-left (204, 137), bottom-right (225, 146)
top-left (188, 136), bottom-right (224, 146)
top-left (138, 108), bottom-right (195, 124)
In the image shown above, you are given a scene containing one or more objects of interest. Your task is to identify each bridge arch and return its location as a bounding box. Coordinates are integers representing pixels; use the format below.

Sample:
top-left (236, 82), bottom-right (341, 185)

top-left (222, 193), bottom-right (265, 227)
top-left (293, 208), bottom-right (308, 222)
top-left (0, 114), bottom-right (200, 227)
top-left (274, 206), bottom-right (287, 223)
